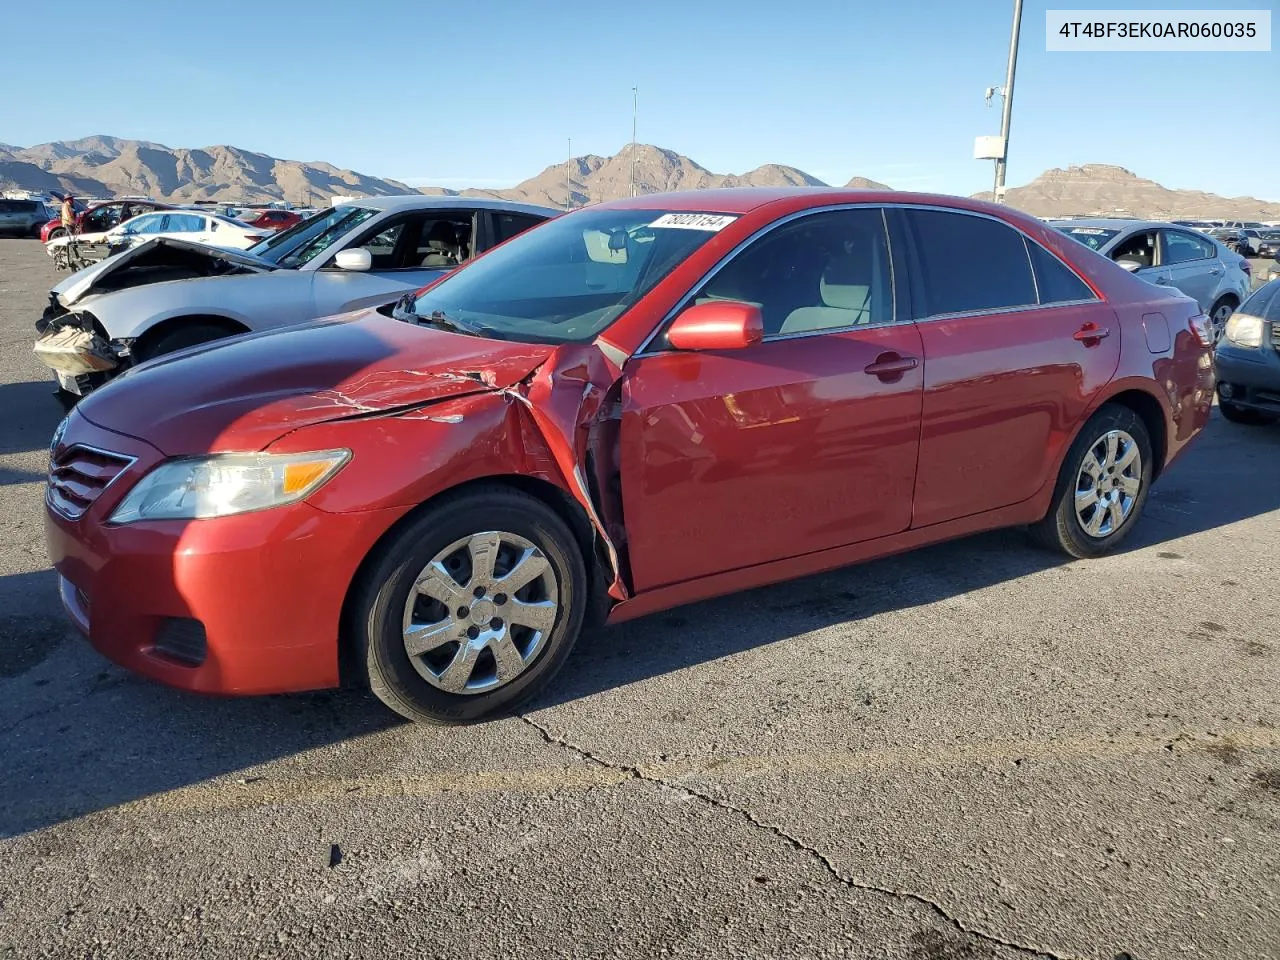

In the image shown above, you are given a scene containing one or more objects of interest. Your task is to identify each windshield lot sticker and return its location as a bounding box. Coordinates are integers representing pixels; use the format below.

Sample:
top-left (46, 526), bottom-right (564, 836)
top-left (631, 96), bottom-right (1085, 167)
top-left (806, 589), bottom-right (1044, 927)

top-left (648, 213), bottom-right (738, 231)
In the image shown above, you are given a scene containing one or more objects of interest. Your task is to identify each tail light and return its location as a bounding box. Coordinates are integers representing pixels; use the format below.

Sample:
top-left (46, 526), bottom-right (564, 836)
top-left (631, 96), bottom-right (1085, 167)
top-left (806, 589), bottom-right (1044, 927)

top-left (1188, 314), bottom-right (1215, 346)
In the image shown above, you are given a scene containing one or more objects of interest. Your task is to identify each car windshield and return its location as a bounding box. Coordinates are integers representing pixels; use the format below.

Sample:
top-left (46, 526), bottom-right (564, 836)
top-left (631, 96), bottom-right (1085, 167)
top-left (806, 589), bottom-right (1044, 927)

top-left (408, 208), bottom-right (736, 343)
top-left (245, 205), bottom-right (376, 268)
top-left (1056, 226), bottom-right (1121, 251)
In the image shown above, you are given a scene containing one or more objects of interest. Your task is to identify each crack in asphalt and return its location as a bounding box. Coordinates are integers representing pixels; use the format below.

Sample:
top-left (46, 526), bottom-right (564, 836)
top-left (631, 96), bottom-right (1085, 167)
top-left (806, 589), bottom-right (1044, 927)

top-left (519, 714), bottom-right (1072, 960)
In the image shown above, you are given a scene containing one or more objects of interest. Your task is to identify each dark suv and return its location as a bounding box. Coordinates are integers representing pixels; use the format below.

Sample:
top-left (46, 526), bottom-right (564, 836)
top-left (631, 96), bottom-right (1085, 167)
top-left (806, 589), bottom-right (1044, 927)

top-left (0, 199), bottom-right (52, 237)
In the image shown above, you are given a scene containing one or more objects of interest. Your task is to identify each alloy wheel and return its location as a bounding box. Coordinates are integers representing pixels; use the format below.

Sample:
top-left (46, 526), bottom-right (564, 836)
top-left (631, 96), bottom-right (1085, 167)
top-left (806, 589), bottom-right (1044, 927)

top-left (1074, 429), bottom-right (1143, 538)
top-left (401, 531), bottom-right (559, 694)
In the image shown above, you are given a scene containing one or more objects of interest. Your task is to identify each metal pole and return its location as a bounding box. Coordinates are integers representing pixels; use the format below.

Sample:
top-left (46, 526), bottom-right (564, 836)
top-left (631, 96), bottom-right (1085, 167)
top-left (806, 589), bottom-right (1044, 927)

top-left (566, 138), bottom-right (572, 210)
top-left (630, 86), bottom-right (638, 197)
top-left (992, 0), bottom-right (1024, 203)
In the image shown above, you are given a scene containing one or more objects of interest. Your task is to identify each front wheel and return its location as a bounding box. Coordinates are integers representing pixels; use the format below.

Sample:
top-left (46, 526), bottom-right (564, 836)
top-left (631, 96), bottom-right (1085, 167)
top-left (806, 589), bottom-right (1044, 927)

top-left (353, 487), bottom-right (588, 724)
top-left (1030, 404), bottom-right (1153, 559)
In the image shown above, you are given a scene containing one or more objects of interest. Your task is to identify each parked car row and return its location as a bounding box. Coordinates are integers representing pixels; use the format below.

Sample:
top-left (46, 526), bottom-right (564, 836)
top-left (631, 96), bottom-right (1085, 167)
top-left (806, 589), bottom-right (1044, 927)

top-left (39, 187), bottom-right (1218, 725)
top-left (33, 196), bottom-right (558, 396)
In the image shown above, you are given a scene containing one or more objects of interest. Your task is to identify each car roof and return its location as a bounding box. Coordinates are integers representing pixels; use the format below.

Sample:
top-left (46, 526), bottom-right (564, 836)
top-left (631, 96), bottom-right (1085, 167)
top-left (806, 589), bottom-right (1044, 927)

top-left (1053, 217), bottom-right (1176, 230)
top-left (344, 194), bottom-right (560, 218)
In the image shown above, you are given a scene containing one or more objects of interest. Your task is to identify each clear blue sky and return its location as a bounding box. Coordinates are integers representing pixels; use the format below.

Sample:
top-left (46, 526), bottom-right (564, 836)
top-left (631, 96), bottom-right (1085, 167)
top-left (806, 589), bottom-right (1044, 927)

top-left (4, 0), bottom-right (1276, 199)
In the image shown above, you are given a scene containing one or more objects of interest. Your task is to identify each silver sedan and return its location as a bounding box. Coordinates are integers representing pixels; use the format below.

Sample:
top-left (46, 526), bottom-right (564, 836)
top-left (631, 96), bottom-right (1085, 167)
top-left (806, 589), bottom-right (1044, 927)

top-left (1051, 217), bottom-right (1252, 337)
top-left (34, 195), bottom-right (559, 397)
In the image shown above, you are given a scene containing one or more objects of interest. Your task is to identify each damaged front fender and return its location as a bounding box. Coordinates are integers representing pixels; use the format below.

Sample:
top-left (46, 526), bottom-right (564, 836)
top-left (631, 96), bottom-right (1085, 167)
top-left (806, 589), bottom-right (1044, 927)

top-left (282, 338), bottom-right (634, 603)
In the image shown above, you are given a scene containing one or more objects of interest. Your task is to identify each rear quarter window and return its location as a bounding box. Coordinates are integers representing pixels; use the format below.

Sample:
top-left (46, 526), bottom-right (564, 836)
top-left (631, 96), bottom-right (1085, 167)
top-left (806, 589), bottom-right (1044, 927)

top-left (1025, 240), bottom-right (1094, 303)
top-left (906, 209), bottom-right (1037, 317)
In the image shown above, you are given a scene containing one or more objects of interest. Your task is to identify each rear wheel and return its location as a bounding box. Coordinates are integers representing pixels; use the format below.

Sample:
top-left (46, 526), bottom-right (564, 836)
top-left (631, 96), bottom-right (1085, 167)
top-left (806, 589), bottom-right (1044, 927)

top-left (1219, 398), bottom-right (1279, 426)
top-left (1030, 404), bottom-right (1153, 559)
top-left (1209, 296), bottom-right (1237, 339)
top-left (46, 227), bottom-right (66, 241)
top-left (353, 488), bottom-right (588, 724)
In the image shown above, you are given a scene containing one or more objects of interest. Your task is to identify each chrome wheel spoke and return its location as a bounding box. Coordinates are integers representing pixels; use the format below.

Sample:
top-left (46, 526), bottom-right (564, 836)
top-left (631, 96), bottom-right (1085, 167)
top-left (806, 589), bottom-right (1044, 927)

top-left (403, 620), bottom-right (456, 657)
top-left (508, 598), bottom-right (557, 633)
top-left (1117, 475), bottom-right (1141, 496)
top-left (491, 635), bottom-right (527, 682)
top-left (1075, 487), bottom-right (1099, 511)
top-left (1081, 452), bottom-right (1104, 480)
top-left (1103, 432), bottom-right (1119, 469)
top-left (467, 531), bottom-right (502, 585)
top-left (1107, 498), bottom-right (1126, 532)
top-left (495, 548), bottom-right (549, 594)
top-left (416, 562), bottom-right (467, 608)
top-left (1114, 442), bottom-right (1139, 472)
top-left (1084, 505), bottom-right (1107, 536)
top-left (437, 642), bottom-right (482, 693)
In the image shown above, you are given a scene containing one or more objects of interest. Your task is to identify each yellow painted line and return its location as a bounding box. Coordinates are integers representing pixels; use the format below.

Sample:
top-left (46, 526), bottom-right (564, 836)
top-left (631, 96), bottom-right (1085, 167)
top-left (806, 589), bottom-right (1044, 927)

top-left (116, 725), bottom-right (1280, 818)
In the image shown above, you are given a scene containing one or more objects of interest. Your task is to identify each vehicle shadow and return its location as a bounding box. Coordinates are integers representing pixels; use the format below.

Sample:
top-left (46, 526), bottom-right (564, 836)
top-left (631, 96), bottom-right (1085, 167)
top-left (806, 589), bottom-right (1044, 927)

top-left (535, 412), bottom-right (1280, 710)
top-left (1, 414), bottom-right (1276, 839)
top-left (0, 379), bottom-right (66, 455)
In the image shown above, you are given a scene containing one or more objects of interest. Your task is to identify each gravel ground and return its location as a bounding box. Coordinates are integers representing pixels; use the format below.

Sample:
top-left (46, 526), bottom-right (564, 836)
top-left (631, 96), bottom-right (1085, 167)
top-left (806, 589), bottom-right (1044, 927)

top-left (0, 238), bottom-right (1277, 960)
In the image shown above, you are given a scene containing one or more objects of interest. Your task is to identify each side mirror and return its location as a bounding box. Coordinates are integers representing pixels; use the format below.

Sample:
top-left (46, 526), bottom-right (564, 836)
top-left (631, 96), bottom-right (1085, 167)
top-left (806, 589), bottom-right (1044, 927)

top-left (667, 300), bottom-right (764, 351)
top-left (1115, 259), bottom-right (1143, 273)
top-left (333, 247), bottom-right (372, 272)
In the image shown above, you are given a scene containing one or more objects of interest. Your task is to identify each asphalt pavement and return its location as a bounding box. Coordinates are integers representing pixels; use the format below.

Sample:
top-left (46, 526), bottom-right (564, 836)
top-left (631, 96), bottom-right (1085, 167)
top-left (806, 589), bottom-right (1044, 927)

top-left (0, 238), bottom-right (1277, 960)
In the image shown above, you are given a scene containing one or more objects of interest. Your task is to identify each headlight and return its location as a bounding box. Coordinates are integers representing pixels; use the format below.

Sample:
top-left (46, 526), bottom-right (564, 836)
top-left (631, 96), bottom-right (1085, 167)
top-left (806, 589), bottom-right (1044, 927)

top-left (1223, 313), bottom-right (1264, 348)
top-left (110, 449), bottom-right (350, 523)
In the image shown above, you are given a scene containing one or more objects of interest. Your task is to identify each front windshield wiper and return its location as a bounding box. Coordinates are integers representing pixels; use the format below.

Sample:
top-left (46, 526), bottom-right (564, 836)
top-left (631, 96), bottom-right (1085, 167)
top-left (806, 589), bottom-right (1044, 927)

top-left (392, 296), bottom-right (487, 337)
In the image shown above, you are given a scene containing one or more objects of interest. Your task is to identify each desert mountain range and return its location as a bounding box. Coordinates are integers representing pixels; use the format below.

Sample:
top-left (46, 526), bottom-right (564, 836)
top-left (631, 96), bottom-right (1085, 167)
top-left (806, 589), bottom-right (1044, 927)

top-left (2, 136), bottom-right (1277, 220)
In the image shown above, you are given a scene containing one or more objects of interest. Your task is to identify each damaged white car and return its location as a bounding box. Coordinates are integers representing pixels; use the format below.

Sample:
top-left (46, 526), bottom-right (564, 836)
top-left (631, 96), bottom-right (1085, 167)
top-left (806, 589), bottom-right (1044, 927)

top-left (33, 195), bottom-right (558, 398)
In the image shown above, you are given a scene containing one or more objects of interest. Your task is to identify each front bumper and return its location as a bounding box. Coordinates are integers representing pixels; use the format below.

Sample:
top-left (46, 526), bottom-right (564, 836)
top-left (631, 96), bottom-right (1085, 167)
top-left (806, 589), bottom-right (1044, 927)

top-left (1214, 341), bottom-right (1280, 414)
top-left (44, 414), bottom-right (409, 696)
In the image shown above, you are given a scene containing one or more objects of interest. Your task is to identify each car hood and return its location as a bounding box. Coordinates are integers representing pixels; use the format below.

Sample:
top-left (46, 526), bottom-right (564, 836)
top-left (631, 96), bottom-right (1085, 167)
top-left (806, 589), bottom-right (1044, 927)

top-left (53, 237), bottom-right (278, 307)
top-left (74, 309), bottom-right (557, 455)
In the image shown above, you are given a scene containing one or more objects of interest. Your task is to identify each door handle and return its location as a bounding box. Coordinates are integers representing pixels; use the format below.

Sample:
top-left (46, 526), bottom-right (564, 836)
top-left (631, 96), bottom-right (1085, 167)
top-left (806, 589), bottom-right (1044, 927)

top-left (863, 352), bottom-right (919, 380)
top-left (1073, 323), bottom-right (1111, 343)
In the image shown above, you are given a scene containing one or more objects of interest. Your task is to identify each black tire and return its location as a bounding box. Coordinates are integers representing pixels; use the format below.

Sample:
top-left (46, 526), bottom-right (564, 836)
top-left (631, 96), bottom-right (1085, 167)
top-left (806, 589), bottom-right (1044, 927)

top-left (47, 227), bottom-right (66, 241)
top-left (1219, 399), bottom-right (1279, 426)
top-left (1030, 404), bottom-right (1154, 559)
top-left (136, 322), bottom-right (233, 362)
top-left (352, 487), bottom-right (588, 724)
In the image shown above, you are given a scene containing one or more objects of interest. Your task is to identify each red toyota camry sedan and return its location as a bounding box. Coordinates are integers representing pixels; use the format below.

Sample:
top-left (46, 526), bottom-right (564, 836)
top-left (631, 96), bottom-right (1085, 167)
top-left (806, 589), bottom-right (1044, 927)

top-left (44, 189), bottom-right (1216, 723)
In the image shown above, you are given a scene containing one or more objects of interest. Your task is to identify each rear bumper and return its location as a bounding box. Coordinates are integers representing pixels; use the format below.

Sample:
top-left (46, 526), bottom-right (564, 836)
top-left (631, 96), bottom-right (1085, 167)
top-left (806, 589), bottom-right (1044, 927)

top-left (44, 414), bottom-right (409, 696)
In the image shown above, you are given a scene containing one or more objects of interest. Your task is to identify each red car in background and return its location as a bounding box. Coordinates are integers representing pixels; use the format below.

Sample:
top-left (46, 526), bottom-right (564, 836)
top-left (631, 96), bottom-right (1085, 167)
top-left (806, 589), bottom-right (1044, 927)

top-left (43, 188), bottom-right (1216, 725)
top-left (238, 208), bottom-right (303, 232)
top-left (41, 198), bottom-right (174, 243)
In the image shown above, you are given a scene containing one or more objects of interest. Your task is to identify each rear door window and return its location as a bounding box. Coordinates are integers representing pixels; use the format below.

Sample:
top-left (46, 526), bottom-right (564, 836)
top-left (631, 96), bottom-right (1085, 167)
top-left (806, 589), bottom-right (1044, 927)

top-left (906, 209), bottom-right (1037, 317)
top-left (1162, 229), bottom-right (1215, 264)
top-left (492, 212), bottom-right (547, 245)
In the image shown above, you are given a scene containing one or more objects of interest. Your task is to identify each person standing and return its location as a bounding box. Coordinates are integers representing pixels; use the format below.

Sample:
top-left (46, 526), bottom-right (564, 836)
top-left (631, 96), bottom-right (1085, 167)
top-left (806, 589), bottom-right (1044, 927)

top-left (60, 195), bottom-right (76, 235)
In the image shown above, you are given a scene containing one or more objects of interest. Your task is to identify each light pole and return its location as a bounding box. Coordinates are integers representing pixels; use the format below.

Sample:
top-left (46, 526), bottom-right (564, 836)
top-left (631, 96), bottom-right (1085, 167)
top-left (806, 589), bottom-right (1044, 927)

top-left (991, 0), bottom-right (1025, 203)
top-left (630, 86), bottom-right (638, 198)
top-left (566, 138), bottom-right (572, 210)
